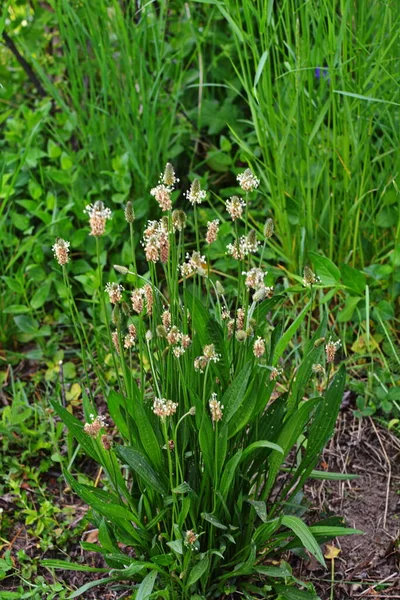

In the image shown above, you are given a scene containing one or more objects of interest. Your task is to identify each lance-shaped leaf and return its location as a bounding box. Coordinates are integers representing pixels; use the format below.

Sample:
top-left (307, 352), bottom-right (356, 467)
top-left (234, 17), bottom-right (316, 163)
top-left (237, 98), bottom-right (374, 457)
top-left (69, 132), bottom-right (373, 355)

top-left (115, 445), bottom-right (167, 496)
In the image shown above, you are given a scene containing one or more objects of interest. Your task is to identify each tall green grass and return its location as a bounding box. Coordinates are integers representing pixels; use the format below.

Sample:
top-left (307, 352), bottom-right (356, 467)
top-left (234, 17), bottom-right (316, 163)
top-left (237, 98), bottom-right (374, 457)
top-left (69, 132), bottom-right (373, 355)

top-left (19, 0), bottom-right (209, 206)
top-left (213, 0), bottom-right (400, 271)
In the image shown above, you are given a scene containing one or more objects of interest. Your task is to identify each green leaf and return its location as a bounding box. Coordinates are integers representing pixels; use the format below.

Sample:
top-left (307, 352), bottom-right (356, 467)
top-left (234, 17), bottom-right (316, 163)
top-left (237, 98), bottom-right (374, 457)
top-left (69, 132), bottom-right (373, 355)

top-left (166, 540), bottom-right (183, 555)
top-left (255, 564), bottom-right (292, 578)
top-left (374, 300), bottom-right (395, 321)
top-left (63, 471), bottom-right (140, 526)
top-left (309, 526), bottom-right (363, 538)
top-left (30, 281), bottom-right (52, 309)
top-left (107, 390), bottom-right (132, 441)
top-left (253, 295), bottom-right (284, 327)
top-left (273, 302), bottom-right (311, 365)
top-left (2, 305), bottom-right (30, 314)
top-left (253, 519), bottom-right (279, 546)
top-left (14, 315), bottom-right (39, 335)
top-left (50, 399), bottom-right (100, 462)
top-left (186, 292), bottom-right (229, 386)
top-left (223, 361), bottom-right (252, 423)
top-left (136, 570), bottom-right (157, 600)
top-left (263, 398), bottom-right (320, 498)
top-left (61, 152), bottom-right (74, 170)
top-left (333, 89), bottom-right (400, 106)
top-left (219, 450), bottom-right (242, 501)
top-left (172, 482), bottom-right (197, 497)
top-left (287, 312), bottom-right (327, 414)
top-left (199, 410), bottom-right (214, 477)
top-left (247, 500), bottom-right (267, 522)
top-left (241, 440), bottom-right (283, 462)
top-left (309, 252), bottom-right (341, 285)
top-left (281, 469), bottom-right (358, 481)
top-left (47, 139), bottom-right (62, 158)
top-left (68, 577), bottom-right (118, 598)
top-left (186, 556), bottom-right (209, 587)
top-left (128, 382), bottom-right (163, 469)
top-left (115, 445), bottom-right (167, 495)
top-left (337, 296), bottom-right (361, 322)
top-left (227, 376), bottom-right (264, 439)
top-left (42, 559), bottom-right (108, 573)
top-left (290, 366), bottom-right (346, 495)
top-left (274, 586), bottom-right (319, 600)
top-left (254, 50), bottom-right (268, 88)
top-left (340, 263), bottom-right (366, 295)
top-left (201, 512), bottom-right (227, 530)
top-left (281, 515), bottom-right (326, 567)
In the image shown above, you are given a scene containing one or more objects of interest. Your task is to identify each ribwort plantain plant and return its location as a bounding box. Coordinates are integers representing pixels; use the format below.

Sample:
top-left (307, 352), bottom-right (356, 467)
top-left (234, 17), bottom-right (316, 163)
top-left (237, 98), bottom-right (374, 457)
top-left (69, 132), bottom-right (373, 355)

top-left (45, 163), bottom-right (359, 599)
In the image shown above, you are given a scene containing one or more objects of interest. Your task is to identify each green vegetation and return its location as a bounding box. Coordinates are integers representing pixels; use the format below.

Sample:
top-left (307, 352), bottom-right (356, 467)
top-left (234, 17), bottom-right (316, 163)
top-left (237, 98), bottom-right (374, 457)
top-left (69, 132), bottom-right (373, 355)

top-left (1, 0), bottom-right (399, 597)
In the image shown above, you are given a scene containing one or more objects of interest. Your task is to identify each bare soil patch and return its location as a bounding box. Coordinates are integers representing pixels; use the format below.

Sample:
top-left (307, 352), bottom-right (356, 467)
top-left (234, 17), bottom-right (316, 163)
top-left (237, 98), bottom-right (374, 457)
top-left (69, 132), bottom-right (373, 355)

top-left (301, 412), bottom-right (400, 599)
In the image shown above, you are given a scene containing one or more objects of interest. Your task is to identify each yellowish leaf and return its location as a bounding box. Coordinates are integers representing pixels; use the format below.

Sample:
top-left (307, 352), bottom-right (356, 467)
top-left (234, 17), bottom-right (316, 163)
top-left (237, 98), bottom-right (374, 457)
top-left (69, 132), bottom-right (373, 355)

top-left (324, 544), bottom-right (341, 560)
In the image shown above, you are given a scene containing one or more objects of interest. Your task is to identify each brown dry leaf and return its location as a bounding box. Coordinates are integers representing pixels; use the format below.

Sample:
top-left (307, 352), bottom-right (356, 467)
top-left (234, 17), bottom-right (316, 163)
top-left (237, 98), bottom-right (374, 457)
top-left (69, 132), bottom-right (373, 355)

top-left (85, 529), bottom-right (99, 543)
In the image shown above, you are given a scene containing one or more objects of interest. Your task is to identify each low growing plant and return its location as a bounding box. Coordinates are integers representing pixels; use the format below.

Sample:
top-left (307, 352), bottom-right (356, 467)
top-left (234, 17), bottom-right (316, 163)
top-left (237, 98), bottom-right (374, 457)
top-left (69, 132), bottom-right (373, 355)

top-left (45, 163), bottom-right (358, 599)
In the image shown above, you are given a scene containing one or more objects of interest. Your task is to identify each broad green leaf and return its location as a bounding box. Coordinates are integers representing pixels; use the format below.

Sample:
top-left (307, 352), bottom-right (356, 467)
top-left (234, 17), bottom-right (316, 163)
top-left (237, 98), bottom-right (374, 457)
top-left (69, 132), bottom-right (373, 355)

top-left (255, 394), bottom-right (286, 446)
top-left (186, 556), bottom-right (209, 586)
top-left (30, 281), bottom-right (51, 309)
top-left (268, 322), bottom-right (283, 363)
top-left (228, 375), bottom-right (265, 438)
top-left (309, 252), bottom-right (341, 285)
top-left (281, 515), bottom-right (326, 567)
top-left (166, 540), bottom-right (183, 555)
top-left (337, 296), bottom-right (361, 322)
top-left (14, 315), bottom-right (39, 335)
top-left (99, 518), bottom-right (118, 555)
top-left (249, 394), bottom-right (287, 478)
top-left (340, 263), bottom-right (366, 295)
top-left (115, 445), bottom-right (167, 495)
top-left (232, 541), bottom-right (257, 576)
top-left (136, 570), bottom-right (157, 600)
top-left (216, 423), bottom-right (228, 474)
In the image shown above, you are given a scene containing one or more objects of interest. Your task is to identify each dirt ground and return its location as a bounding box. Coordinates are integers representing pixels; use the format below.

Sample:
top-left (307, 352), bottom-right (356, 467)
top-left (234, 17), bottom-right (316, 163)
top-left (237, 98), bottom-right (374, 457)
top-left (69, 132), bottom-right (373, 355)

top-left (301, 412), bottom-right (400, 599)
